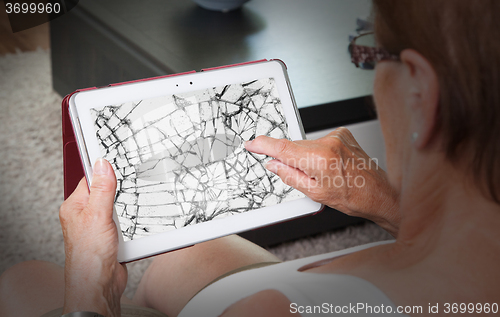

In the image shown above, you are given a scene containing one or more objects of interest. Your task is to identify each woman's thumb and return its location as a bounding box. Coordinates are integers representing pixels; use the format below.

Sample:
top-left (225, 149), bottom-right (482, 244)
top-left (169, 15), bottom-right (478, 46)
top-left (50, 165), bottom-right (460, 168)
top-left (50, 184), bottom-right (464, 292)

top-left (87, 158), bottom-right (117, 217)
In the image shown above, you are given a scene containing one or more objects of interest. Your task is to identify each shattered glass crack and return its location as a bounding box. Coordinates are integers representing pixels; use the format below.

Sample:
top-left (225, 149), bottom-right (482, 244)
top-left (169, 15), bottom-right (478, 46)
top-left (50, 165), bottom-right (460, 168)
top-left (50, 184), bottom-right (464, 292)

top-left (90, 78), bottom-right (305, 241)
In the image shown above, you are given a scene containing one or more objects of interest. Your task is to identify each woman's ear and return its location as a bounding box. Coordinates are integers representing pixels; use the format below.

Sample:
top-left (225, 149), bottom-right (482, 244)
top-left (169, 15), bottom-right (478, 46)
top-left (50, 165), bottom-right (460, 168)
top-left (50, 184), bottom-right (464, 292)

top-left (400, 49), bottom-right (440, 149)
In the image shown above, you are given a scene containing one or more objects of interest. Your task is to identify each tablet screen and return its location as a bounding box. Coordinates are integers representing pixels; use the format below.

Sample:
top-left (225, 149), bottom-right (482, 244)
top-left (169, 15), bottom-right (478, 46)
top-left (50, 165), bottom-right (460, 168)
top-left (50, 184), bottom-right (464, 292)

top-left (89, 77), bottom-right (305, 241)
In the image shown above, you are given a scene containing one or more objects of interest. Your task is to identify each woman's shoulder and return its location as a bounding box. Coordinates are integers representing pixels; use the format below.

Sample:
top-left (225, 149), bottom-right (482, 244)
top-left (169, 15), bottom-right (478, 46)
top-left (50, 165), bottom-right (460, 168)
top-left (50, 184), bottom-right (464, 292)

top-left (299, 239), bottom-right (397, 274)
top-left (179, 240), bottom-right (398, 317)
top-left (220, 274), bottom-right (408, 317)
top-left (219, 289), bottom-right (296, 317)
top-left (222, 241), bottom-right (403, 317)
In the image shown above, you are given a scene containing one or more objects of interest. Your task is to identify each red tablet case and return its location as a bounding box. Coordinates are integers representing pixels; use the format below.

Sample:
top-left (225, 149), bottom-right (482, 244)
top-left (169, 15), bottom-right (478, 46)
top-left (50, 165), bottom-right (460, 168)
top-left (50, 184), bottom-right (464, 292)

top-left (61, 60), bottom-right (279, 199)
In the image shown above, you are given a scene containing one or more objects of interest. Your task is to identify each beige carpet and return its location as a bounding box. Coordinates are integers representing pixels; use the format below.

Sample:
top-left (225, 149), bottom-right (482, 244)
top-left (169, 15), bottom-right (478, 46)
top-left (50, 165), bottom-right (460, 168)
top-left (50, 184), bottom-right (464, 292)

top-left (0, 49), bottom-right (392, 298)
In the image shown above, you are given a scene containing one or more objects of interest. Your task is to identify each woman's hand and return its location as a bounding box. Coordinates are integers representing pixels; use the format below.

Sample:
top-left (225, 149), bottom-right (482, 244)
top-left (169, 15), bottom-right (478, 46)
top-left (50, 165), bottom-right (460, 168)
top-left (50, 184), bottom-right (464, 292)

top-left (59, 159), bottom-right (127, 317)
top-left (245, 127), bottom-right (401, 236)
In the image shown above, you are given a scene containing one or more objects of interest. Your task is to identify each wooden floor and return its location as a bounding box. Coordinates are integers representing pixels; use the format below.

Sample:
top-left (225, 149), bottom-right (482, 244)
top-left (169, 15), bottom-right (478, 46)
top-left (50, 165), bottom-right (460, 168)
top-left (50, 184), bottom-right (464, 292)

top-left (0, 8), bottom-right (50, 55)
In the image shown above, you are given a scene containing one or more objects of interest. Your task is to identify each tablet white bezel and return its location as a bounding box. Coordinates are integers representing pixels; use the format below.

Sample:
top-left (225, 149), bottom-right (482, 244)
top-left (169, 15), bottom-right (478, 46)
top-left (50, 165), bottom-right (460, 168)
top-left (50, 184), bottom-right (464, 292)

top-left (69, 60), bottom-right (322, 262)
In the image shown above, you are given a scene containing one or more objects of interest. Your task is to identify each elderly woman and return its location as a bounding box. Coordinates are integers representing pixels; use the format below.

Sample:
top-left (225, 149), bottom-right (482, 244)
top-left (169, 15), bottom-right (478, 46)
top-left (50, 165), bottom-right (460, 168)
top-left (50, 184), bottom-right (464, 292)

top-left (1, 0), bottom-right (499, 316)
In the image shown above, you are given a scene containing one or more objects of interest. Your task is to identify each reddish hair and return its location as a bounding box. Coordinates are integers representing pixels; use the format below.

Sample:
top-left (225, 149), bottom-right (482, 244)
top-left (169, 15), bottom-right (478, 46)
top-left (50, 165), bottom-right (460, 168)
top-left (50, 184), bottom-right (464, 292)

top-left (373, 0), bottom-right (500, 204)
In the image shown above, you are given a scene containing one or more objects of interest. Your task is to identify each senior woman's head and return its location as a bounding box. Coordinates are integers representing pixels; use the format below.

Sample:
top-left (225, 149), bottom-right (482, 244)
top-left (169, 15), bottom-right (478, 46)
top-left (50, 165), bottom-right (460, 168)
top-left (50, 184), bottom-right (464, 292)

top-left (371, 0), bottom-right (500, 204)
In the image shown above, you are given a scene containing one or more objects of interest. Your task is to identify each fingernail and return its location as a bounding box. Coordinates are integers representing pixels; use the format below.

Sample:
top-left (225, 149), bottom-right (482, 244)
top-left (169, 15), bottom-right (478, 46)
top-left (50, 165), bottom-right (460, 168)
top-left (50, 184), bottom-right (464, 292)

top-left (94, 158), bottom-right (108, 175)
top-left (265, 161), bottom-right (278, 174)
top-left (244, 140), bottom-right (253, 148)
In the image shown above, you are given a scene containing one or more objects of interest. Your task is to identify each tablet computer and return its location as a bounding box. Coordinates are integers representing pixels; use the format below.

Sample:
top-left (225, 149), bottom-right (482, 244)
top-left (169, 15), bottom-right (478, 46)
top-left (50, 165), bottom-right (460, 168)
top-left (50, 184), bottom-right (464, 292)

top-left (68, 59), bottom-right (322, 262)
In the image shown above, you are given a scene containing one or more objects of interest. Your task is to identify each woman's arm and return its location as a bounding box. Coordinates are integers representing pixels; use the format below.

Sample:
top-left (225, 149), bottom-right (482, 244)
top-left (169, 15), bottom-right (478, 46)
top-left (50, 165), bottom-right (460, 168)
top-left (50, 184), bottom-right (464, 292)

top-left (59, 159), bottom-right (127, 316)
top-left (245, 127), bottom-right (401, 237)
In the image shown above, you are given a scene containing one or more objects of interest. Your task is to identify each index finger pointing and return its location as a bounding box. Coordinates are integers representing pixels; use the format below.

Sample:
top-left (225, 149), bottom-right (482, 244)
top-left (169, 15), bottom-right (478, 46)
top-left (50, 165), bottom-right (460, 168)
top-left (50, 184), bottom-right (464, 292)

top-left (245, 135), bottom-right (303, 168)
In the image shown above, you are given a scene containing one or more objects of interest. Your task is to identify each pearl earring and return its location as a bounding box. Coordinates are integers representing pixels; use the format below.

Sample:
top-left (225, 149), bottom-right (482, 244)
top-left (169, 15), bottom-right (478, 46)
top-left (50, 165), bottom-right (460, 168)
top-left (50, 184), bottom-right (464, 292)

top-left (412, 132), bottom-right (419, 143)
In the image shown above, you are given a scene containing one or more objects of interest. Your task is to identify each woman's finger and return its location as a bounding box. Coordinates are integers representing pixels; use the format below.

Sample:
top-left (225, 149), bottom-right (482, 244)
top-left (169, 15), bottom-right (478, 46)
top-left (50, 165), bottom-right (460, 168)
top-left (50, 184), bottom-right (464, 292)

top-left (245, 136), bottom-right (305, 168)
top-left (266, 160), bottom-right (318, 195)
top-left (86, 158), bottom-right (117, 219)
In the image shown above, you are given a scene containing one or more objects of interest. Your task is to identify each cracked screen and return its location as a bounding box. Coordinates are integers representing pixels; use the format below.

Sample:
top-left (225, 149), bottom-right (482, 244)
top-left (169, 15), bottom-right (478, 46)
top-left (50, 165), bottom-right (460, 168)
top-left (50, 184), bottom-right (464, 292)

top-left (90, 78), bottom-right (305, 241)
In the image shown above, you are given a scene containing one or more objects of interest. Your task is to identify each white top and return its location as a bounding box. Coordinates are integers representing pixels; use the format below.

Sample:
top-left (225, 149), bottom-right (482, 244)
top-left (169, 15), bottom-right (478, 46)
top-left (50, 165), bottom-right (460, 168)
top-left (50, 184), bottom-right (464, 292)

top-left (179, 240), bottom-right (409, 317)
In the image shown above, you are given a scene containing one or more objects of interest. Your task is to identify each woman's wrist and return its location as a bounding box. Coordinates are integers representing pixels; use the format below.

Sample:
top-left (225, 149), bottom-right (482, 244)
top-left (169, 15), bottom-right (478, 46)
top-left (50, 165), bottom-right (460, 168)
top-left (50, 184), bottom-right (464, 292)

top-left (368, 184), bottom-right (400, 237)
top-left (63, 257), bottom-right (123, 317)
top-left (63, 290), bottom-right (115, 317)
top-left (63, 278), bottom-right (122, 317)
